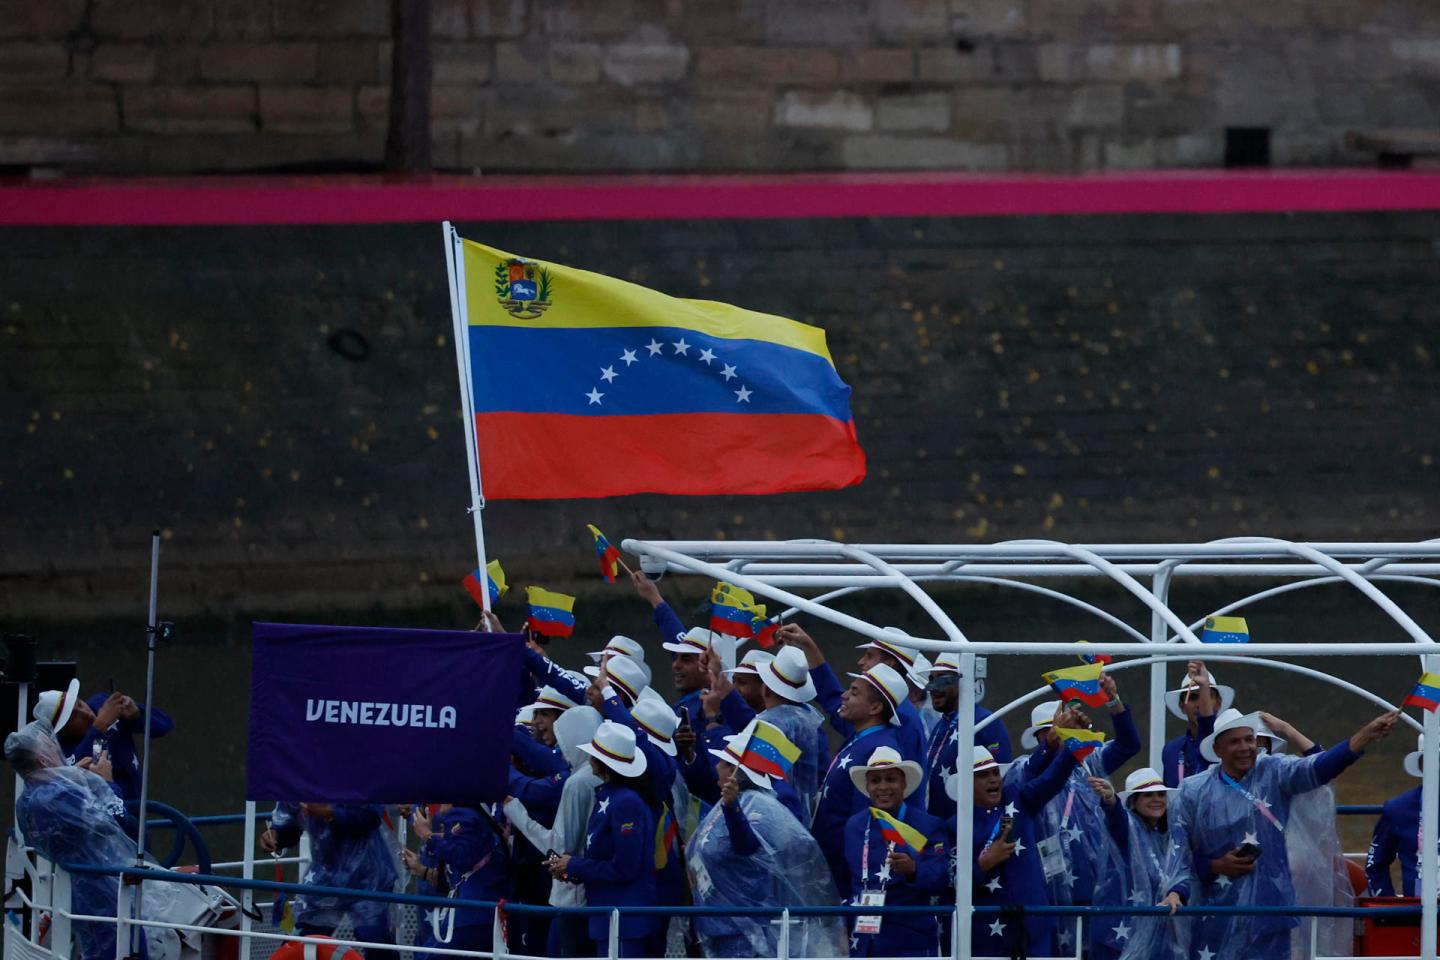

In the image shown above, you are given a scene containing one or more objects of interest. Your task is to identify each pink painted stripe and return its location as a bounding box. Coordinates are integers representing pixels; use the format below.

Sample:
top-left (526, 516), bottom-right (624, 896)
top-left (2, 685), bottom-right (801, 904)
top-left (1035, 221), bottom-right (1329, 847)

top-left (3, 170), bottom-right (1440, 225)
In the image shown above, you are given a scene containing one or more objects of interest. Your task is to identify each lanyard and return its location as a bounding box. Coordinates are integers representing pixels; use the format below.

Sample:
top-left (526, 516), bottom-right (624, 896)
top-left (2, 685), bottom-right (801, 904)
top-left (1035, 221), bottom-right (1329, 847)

top-left (862, 816), bottom-right (899, 888)
top-left (1061, 787), bottom-right (1076, 828)
top-left (1219, 771), bottom-right (1284, 831)
top-left (928, 715), bottom-right (954, 772)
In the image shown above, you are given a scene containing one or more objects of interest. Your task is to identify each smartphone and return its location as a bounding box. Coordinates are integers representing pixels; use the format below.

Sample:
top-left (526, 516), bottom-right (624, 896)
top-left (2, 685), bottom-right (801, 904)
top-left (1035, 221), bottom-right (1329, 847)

top-left (679, 707), bottom-right (691, 729)
top-left (998, 816), bottom-right (1014, 843)
top-left (1235, 842), bottom-right (1261, 860)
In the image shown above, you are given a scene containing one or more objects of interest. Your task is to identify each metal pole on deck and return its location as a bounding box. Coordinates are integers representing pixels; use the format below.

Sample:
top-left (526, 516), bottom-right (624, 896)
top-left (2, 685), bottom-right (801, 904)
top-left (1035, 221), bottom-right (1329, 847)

top-left (953, 652), bottom-right (977, 960)
top-left (1147, 569), bottom-right (1173, 773)
top-left (1422, 651), bottom-right (1439, 960)
top-left (128, 530), bottom-right (163, 957)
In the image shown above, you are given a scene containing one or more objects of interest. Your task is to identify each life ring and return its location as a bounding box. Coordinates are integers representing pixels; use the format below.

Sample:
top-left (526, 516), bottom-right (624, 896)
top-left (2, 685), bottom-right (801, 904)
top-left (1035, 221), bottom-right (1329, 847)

top-left (268, 935), bottom-right (363, 960)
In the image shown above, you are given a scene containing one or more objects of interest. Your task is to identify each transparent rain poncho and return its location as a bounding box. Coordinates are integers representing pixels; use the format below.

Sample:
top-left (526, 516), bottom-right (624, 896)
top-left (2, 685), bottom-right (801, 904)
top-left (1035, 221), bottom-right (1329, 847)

top-left (1285, 783), bottom-right (1352, 959)
top-left (269, 802), bottom-right (401, 931)
top-left (1164, 751), bottom-right (1347, 960)
top-left (1091, 803), bottom-right (1188, 960)
top-left (8, 720), bottom-right (137, 960)
top-left (684, 786), bottom-right (846, 959)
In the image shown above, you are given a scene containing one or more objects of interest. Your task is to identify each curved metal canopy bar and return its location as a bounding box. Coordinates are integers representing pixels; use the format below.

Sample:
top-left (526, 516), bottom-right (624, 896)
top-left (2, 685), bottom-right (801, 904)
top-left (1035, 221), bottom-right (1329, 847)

top-left (976, 652), bottom-right (1425, 736)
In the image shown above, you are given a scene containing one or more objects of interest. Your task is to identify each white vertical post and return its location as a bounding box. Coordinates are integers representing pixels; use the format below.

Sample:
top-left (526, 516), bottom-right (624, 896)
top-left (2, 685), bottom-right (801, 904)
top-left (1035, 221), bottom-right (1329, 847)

top-left (607, 908), bottom-right (620, 960)
top-left (50, 866), bottom-right (71, 959)
top-left (491, 905), bottom-right (506, 958)
top-left (777, 907), bottom-right (791, 960)
top-left (442, 222), bottom-right (492, 606)
top-left (1422, 651), bottom-right (1439, 960)
top-left (241, 800), bottom-right (257, 960)
top-left (953, 652), bottom-right (976, 960)
top-left (114, 872), bottom-right (130, 959)
top-left (1147, 569), bottom-right (1173, 774)
top-left (14, 679), bottom-right (27, 824)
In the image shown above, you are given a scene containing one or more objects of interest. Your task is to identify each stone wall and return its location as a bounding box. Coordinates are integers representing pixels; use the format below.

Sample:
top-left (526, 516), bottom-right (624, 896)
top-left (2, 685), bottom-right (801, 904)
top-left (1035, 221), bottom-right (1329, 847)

top-left (3, 0), bottom-right (1440, 174)
top-left (3, 212), bottom-right (1439, 627)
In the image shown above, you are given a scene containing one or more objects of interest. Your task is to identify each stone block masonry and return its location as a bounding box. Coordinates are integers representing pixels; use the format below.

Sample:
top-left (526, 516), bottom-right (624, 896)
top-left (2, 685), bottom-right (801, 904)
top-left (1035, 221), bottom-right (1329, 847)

top-left (2, 0), bottom-right (1440, 173)
top-left (2, 212), bottom-right (1437, 626)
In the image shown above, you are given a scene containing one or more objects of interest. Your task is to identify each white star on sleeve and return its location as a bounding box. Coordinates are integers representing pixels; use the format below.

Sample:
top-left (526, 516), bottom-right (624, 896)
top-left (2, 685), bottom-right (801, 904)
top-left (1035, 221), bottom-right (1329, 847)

top-left (698, 348), bottom-right (716, 364)
top-left (597, 798), bottom-right (610, 813)
top-left (646, 339), bottom-right (664, 356)
top-left (734, 385), bottom-right (752, 402)
top-left (1128, 887), bottom-right (1148, 905)
top-left (985, 876), bottom-right (1002, 892)
top-left (1012, 837), bottom-right (1026, 856)
top-left (1004, 802), bottom-right (1017, 816)
top-left (1241, 831), bottom-right (1259, 846)
top-left (837, 754), bottom-right (853, 769)
top-left (988, 919), bottom-right (1006, 937)
top-left (1198, 947), bottom-right (1216, 960)
top-left (672, 337), bottom-right (690, 355)
top-left (1215, 874), bottom-right (1232, 890)
top-left (599, 365), bottom-right (617, 383)
top-left (720, 363), bottom-right (738, 381)
top-left (620, 349), bottom-right (638, 365)
top-left (1112, 921), bottom-right (1132, 941)
top-left (585, 388), bottom-right (604, 405)
top-left (1058, 928), bottom-right (1074, 949)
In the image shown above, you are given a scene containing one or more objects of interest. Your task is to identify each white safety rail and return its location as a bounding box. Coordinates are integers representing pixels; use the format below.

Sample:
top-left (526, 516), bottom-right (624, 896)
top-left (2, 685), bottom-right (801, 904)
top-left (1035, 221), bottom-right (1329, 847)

top-left (621, 537), bottom-right (1440, 960)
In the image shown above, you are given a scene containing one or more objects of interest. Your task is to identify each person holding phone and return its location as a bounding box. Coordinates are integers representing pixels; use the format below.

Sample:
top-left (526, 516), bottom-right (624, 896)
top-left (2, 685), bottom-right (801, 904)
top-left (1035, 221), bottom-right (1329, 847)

top-left (964, 706), bottom-right (1082, 958)
top-left (1087, 768), bottom-right (1179, 960)
top-left (1159, 707), bottom-right (1401, 960)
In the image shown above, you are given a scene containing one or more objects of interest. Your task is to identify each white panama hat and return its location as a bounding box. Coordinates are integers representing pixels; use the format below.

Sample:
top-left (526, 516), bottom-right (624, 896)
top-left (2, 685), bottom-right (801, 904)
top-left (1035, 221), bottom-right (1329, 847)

top-left (946, 746), bottom-right (1009, 800)
top-left (845, 663), bottom-right (908, 727)
top-left (663, 627), bottom-right (717, 655)
top-left (1163, 670), bottom-right (1235, 721)
top-left (1117, 767), bottom-right (1177, 803)
top-left (756, 646), bottom-right (816, 703)
top-left (726, 649), bottom-right (775, 679)
top-left (632, 693), bottom-right (680, 757)
top-left (587, 635), bottom-right (644, 664)
top-left (33, 679), bottom-right (81, 732)
top-left (1021, 700), bottom-right (1063, 750)
top-left (1200, 708), bottom-right (1264, 764)
top-left (529, 685), bottom-right (579, 713)
top-left (579, 720), bottom-right (648, 778)
top-left (600, 655), bottom-right (649, 705)
top-left (1405, 735), bottom-right (1424, 779)
top-left (849, 745), bottom-right (924, 799)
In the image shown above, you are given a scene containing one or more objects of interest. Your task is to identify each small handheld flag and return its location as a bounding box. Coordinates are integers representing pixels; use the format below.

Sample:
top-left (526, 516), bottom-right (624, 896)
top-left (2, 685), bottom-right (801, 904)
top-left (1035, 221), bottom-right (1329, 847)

top-left (587, 524), bottom-right (622, 583)
top-left (744, 720), bottom-right (801, 778)
top-left (462, 559), bottom-right (508, 609)
top-left (710, 582), bottom-right (761, 639)
top-left (654, 805), bottom-right (681, 870)
top-left (1075, 640), bottom-right (1113, 666)
top-left (1404, 673), bottom-right (1440, 713)
top-left (1201, 615), bottom-right (1250, 644)
top-left (870, 807), bottom-right (928, 852)
top-left (752, 615), bottom-right (780, 649)
top-left (1055, 727), bottom-right (1107, 762)
top-left (1042, 663), bottom-right (1109, 708)
top-left (526, 586), bottom-right (576, 638)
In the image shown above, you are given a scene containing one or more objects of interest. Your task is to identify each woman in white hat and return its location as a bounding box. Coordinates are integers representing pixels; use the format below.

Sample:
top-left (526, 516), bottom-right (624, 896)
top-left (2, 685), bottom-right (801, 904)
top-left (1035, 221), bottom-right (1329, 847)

top-left (1085, 768), bottom-right (1179, 960)
top-left (842, 745), bottom-right (947, 958)
top-left (686, 720), bottom-right (846, 958)
top-left (1366, 734), bottom-right (1424, 897)
top-left (751, 645), bottom-right (827, 820)
top-left (546, 721), bottom-right (660, 958)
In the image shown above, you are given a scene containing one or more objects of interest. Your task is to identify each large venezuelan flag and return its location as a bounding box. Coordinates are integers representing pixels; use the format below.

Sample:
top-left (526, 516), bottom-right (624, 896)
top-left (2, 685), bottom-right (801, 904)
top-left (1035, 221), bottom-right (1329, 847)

top-left (459, 238), bottom-right (866, 499)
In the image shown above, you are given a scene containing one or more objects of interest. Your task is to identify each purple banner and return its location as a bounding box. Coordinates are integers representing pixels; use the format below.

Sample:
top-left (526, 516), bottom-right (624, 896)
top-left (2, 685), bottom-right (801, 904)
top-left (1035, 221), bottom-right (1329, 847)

top-left (246, 622), bottom-right (523, 803)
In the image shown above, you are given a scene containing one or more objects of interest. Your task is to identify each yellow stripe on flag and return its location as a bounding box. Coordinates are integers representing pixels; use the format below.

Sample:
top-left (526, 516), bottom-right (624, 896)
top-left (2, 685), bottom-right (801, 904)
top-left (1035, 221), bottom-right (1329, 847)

top-left (525, 585), bottom-right (575, 612)
top-left (462, 239), bottom-right (837, 363)
top-left (870, 807), bottom-right (927, 852)
top-left (1041, 662), bottom-right (1104, 686)
top-left (486, 559), bottom-right (508, 597)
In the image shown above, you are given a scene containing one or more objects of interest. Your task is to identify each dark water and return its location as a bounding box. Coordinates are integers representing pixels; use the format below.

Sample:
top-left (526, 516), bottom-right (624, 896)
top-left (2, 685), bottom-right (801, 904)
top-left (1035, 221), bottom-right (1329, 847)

top-left (5, 576), bottom-right (1433, 860)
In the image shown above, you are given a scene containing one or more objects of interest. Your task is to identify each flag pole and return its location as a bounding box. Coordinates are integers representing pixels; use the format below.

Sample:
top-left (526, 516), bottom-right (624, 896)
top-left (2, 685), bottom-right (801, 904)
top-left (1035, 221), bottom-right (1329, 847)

top-left (443, 222), bottom-right (491, 614)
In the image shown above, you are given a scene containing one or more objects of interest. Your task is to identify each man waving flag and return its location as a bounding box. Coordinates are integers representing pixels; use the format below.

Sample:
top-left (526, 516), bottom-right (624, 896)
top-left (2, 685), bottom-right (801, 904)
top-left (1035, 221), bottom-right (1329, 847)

top-left (453, 237), bottom-right (866, 499)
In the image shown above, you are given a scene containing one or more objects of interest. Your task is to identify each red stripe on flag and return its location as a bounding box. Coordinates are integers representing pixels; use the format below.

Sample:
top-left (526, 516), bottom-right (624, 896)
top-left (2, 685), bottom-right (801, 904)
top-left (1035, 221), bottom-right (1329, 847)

top-left (473, 412), bottom-right (865, 500)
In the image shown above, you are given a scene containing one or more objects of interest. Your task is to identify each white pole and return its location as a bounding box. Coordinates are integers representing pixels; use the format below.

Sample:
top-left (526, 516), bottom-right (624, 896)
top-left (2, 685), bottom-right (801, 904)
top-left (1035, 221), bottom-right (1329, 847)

top-left (241, 800), bottom-right (257, 960)
top-left (953, 652), bottom-right (976, 960)
top-left (443, 222), bottom-right (491, 609)
top-left (1422, 651), bottom-right (1438, 960)
top-left (1147, 569), bottom-right (1173, 773)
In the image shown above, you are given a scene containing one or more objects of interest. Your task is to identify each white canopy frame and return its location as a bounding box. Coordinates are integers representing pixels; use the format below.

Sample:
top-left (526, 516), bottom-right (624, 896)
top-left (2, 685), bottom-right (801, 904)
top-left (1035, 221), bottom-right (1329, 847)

top-left (622, 537), bottom-right (1440, 960)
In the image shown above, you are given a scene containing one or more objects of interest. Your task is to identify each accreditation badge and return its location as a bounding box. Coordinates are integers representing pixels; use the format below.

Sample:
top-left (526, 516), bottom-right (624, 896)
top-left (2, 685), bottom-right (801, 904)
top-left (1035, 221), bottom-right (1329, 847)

top-left (854, 889), bottom-right (887, 935)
